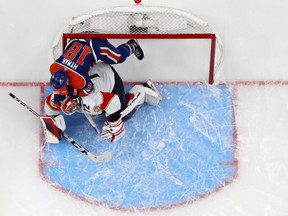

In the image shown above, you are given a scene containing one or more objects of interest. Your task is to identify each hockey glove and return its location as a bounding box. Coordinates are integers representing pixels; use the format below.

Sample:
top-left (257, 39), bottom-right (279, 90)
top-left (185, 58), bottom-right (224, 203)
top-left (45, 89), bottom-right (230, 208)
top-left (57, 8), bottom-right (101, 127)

top-left (53, 85), bottom-right (68, 96)
top-left (101, 118), bottom-right (125, 142)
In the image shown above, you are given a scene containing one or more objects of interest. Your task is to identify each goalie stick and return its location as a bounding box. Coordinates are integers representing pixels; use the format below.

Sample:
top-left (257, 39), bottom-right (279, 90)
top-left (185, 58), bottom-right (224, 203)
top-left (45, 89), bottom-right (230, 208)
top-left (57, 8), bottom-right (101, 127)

top-left (84, 113), bottom-right (100, 133)
top-left (8, 93), bottom-right (112, 163)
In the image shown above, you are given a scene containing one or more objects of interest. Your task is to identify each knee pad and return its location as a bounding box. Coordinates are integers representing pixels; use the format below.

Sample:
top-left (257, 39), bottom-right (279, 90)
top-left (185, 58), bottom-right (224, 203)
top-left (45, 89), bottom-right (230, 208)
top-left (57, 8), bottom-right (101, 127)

top-left (127, 85), bottom-right (146, 106)
top-left (143, 87), bottom-right (161, 106)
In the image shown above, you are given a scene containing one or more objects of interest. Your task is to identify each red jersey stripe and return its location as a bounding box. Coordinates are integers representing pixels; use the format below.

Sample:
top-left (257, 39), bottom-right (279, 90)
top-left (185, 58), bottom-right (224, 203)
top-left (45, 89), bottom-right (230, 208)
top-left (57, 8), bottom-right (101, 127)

top-left (100, 48), bottom-right (121, 63)
top-left (100, 92), bottom-right (116, 110)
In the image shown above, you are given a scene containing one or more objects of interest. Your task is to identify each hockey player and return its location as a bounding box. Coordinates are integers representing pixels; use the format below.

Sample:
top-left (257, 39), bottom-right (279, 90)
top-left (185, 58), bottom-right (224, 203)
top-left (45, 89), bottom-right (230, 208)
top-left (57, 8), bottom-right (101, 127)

top-left (46, 38), bottom-right (144, 115)
top-left (44, 62), bottom-right (162, 143)
top-left (43, 38), bottom-right (144, 141)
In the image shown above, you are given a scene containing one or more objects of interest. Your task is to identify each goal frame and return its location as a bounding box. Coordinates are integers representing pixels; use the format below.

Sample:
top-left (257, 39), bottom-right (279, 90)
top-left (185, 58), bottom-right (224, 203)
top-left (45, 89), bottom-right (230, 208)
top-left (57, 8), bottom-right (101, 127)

top-left (62, 33), bottom-right (216, 85)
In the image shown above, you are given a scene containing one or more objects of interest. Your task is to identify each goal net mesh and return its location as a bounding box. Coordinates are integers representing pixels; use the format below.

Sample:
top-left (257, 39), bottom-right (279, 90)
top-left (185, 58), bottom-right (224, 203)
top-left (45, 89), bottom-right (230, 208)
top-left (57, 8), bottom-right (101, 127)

top-left (52, 5), bottom-right (223, 83)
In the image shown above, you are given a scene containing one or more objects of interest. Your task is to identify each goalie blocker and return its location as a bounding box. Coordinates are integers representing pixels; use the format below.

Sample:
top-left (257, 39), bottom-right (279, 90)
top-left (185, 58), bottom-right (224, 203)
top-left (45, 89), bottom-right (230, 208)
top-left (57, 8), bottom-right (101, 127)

top-left (40, 115), bottom-right (66, 143)
top-left (9, 93), bottom-right (112, 162)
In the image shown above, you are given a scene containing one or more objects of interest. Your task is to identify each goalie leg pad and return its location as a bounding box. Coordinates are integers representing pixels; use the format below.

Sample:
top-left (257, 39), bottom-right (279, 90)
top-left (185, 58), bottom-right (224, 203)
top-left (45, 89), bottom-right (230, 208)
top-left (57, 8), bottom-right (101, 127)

top-left (121, 82), bottom-right (162, 120)
top-left (127, 84), bottom-right (146, 106)
top-left (141, 80), bottom-right (162, 106)
top-left (121, 85), bottom-right (145, 119)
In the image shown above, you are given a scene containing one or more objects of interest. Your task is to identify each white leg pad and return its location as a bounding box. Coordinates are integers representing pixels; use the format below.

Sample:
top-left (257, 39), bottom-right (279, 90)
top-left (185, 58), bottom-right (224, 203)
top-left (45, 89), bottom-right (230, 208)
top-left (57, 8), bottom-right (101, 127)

top-left (143, 80), bottom-right (162, 106)
top-left (121, 82), bottom-right (162, 118)
top-left (143, 88), bottom-right (160, 106)
top-left (127, 85), bottom-right (146, 106)
top-left (121, 85), bottom-right (145, 118)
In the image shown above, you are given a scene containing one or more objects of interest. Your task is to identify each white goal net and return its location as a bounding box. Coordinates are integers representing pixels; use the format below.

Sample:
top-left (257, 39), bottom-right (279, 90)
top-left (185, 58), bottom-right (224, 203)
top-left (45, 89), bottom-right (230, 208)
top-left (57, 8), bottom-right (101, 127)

top-left (52, 4), bottom-right (223, 84)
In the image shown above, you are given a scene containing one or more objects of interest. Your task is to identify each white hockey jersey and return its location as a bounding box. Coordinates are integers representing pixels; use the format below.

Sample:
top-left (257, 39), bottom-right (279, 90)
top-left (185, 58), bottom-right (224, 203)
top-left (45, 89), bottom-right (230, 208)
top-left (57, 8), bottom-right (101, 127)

top-left (80, 63), bottom-right (122, 117)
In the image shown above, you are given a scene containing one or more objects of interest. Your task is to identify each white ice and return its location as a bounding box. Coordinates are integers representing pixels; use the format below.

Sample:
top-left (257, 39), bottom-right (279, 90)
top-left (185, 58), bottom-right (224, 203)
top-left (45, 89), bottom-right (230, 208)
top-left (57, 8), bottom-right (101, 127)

top-left (1, 0), bottom-right (288, 215)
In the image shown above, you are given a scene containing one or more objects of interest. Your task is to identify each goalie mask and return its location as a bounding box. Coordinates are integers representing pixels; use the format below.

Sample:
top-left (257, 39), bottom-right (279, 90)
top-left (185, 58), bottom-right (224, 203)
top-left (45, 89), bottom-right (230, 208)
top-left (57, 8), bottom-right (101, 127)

top-left (50, 70), bottom-right (68, 89)
top-left (61, 97), bottom-right (82, 115)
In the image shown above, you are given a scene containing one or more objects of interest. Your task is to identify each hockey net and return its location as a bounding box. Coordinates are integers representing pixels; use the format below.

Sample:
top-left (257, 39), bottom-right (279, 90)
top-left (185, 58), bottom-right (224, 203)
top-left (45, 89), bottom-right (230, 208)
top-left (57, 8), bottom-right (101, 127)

top-left (52, 4), bottom-right (223, 84)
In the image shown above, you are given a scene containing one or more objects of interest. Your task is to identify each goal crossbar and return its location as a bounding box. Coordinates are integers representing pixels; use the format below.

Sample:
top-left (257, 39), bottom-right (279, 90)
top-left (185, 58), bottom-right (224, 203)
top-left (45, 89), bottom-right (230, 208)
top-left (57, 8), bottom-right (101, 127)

top-left (62, 33), bottom-right (216, 84)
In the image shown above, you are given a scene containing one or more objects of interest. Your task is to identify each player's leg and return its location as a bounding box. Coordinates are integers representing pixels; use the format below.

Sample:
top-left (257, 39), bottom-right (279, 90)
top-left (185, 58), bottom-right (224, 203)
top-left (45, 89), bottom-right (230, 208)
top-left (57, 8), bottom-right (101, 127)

top-left (107, 66), bottom-right (127, 122)
top-left (106, 66), bottom-right (161, 112)
top-left (122, 80), bottom-right (162, 122)
top-left (141, 80), bottom-right (163, 105)
top-left (91, 38), bottom-right (144, 64)
top-left (103, 66), bottom-right (160, 122)
top-left (124, 39), bottom-right (144, 60)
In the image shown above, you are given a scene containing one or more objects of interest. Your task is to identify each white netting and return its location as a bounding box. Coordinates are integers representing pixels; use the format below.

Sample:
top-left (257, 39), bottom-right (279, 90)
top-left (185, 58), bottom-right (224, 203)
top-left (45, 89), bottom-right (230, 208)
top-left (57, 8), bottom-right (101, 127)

top-left (52, 4), bottom-right (223, 82)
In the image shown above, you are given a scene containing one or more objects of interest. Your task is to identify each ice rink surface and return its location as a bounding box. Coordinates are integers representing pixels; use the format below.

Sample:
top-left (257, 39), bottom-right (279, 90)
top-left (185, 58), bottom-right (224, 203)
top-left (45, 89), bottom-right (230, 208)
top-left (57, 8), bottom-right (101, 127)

top-left (42, 84), bottom-right (235, 210)
top-left (1, 0), bottom-right (288, 215)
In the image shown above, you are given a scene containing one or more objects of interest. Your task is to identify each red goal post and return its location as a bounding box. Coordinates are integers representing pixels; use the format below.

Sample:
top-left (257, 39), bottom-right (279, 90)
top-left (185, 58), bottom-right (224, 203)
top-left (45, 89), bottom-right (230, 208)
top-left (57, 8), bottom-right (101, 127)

top-left (52, 4), bottom-right (223, 84)
top-left (62, 33), bottom-right (217, 84)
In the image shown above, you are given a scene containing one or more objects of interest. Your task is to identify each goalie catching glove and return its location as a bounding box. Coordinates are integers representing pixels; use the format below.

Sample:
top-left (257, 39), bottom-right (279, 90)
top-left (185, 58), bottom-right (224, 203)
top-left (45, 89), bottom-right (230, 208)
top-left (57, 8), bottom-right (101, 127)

top-left (101, 118), bottom-right (125, 142)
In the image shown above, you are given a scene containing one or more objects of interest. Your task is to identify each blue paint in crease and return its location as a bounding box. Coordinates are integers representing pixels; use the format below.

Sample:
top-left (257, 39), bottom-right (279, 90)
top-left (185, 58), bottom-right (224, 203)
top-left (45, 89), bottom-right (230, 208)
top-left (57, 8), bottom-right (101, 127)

top-left (43, 84), bottom-right (235, 209)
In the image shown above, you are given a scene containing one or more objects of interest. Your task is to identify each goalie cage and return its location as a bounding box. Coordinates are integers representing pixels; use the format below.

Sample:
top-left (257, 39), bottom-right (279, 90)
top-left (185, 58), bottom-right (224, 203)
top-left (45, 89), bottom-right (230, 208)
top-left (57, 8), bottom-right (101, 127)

top-left (52, 2), bottom-right (223, 84)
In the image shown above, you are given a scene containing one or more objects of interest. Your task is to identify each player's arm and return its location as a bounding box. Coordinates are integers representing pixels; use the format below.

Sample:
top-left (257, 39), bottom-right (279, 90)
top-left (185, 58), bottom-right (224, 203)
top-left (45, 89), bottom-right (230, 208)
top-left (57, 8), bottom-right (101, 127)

top-left (53, 81), bottom-right (93, 99)
top-left (66, 83), bottom-right (93, 98)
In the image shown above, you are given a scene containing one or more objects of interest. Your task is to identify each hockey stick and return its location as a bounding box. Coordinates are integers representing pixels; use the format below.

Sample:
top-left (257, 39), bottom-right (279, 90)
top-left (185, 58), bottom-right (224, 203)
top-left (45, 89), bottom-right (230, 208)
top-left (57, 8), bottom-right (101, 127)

top-left (84, 113), bottom-right (100, 133)
top-left (9, 93), bottom-right (112, 163)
